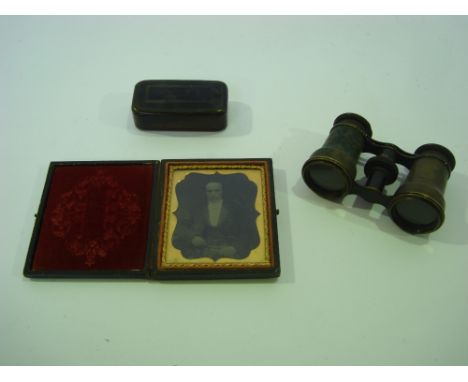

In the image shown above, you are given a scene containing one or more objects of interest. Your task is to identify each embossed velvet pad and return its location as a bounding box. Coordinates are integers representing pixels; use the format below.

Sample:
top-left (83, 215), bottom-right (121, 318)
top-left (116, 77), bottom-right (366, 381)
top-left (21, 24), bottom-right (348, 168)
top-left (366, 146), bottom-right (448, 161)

top-left (31, 163), bottom-right (154, 272)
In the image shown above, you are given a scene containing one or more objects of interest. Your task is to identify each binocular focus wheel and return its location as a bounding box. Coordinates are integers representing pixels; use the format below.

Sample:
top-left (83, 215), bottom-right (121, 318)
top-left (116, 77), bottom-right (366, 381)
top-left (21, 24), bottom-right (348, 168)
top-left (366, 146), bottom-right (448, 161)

top-left (389, 194), bottom-right (444, 234)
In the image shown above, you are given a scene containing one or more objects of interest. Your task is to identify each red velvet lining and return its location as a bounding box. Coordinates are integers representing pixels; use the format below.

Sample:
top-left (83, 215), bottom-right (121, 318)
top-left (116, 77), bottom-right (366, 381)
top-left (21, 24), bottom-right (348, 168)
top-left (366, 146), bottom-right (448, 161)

top-left (32, 164), bottom-right (154, 271)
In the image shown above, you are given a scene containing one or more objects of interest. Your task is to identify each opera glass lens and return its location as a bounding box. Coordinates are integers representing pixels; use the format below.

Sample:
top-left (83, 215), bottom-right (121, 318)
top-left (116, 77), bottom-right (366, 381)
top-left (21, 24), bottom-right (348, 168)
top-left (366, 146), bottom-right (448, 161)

top-left (389, 144), bottom-right (456, 234)
top-left (302, 113), bottom-right (372, 200)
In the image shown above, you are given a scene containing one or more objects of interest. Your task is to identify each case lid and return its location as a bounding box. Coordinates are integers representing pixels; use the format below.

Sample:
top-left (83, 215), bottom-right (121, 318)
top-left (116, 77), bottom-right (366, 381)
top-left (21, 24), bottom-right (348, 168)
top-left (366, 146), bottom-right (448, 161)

top-left (24, 161), bottom-right (158, 278)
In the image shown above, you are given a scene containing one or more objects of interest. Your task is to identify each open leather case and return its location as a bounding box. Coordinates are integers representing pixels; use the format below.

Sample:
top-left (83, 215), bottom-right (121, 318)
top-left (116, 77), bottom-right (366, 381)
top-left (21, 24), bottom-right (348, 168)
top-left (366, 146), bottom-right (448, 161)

top-left (24, 159), bottom-right (280, 280)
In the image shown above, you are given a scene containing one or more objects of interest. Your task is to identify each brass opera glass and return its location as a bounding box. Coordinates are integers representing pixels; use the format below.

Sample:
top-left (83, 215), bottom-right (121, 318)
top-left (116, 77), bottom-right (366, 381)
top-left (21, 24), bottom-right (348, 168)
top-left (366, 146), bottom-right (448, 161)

top-left (302, 113), bottom-right (456, 234)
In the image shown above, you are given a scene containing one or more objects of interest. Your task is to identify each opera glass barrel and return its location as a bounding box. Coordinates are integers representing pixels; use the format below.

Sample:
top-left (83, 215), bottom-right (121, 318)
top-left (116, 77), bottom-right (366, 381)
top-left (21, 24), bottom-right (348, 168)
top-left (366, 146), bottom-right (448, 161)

top-left (302, 113), bottom-right (372, 200)
top-left (389, 144), bottom-right (456, 234)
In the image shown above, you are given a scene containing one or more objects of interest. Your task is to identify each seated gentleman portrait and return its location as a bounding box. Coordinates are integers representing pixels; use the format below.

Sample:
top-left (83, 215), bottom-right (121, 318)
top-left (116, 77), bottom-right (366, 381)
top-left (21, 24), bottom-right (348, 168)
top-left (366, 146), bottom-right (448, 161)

top-left (172, 174), bottom-right (260, 261)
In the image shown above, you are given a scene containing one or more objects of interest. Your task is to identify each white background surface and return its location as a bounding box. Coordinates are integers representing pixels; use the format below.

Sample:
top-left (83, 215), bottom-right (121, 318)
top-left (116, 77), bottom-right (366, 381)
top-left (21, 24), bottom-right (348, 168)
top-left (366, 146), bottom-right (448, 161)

top-left (1, 16), bottom-right (468, 365)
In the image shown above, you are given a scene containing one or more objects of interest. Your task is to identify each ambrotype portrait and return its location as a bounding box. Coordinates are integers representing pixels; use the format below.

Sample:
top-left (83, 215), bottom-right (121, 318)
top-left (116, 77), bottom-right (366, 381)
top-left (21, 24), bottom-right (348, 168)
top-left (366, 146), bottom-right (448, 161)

top-left (156, 160), bottom-right (279, 276)
top-left (171, 172), bottom-right (260, 261)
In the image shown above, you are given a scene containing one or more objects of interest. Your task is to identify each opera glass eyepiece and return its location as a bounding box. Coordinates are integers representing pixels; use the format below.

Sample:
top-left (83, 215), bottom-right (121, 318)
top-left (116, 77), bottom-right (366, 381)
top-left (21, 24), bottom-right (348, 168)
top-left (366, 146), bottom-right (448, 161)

top-left (302, 113), bottom-right (456, 234)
